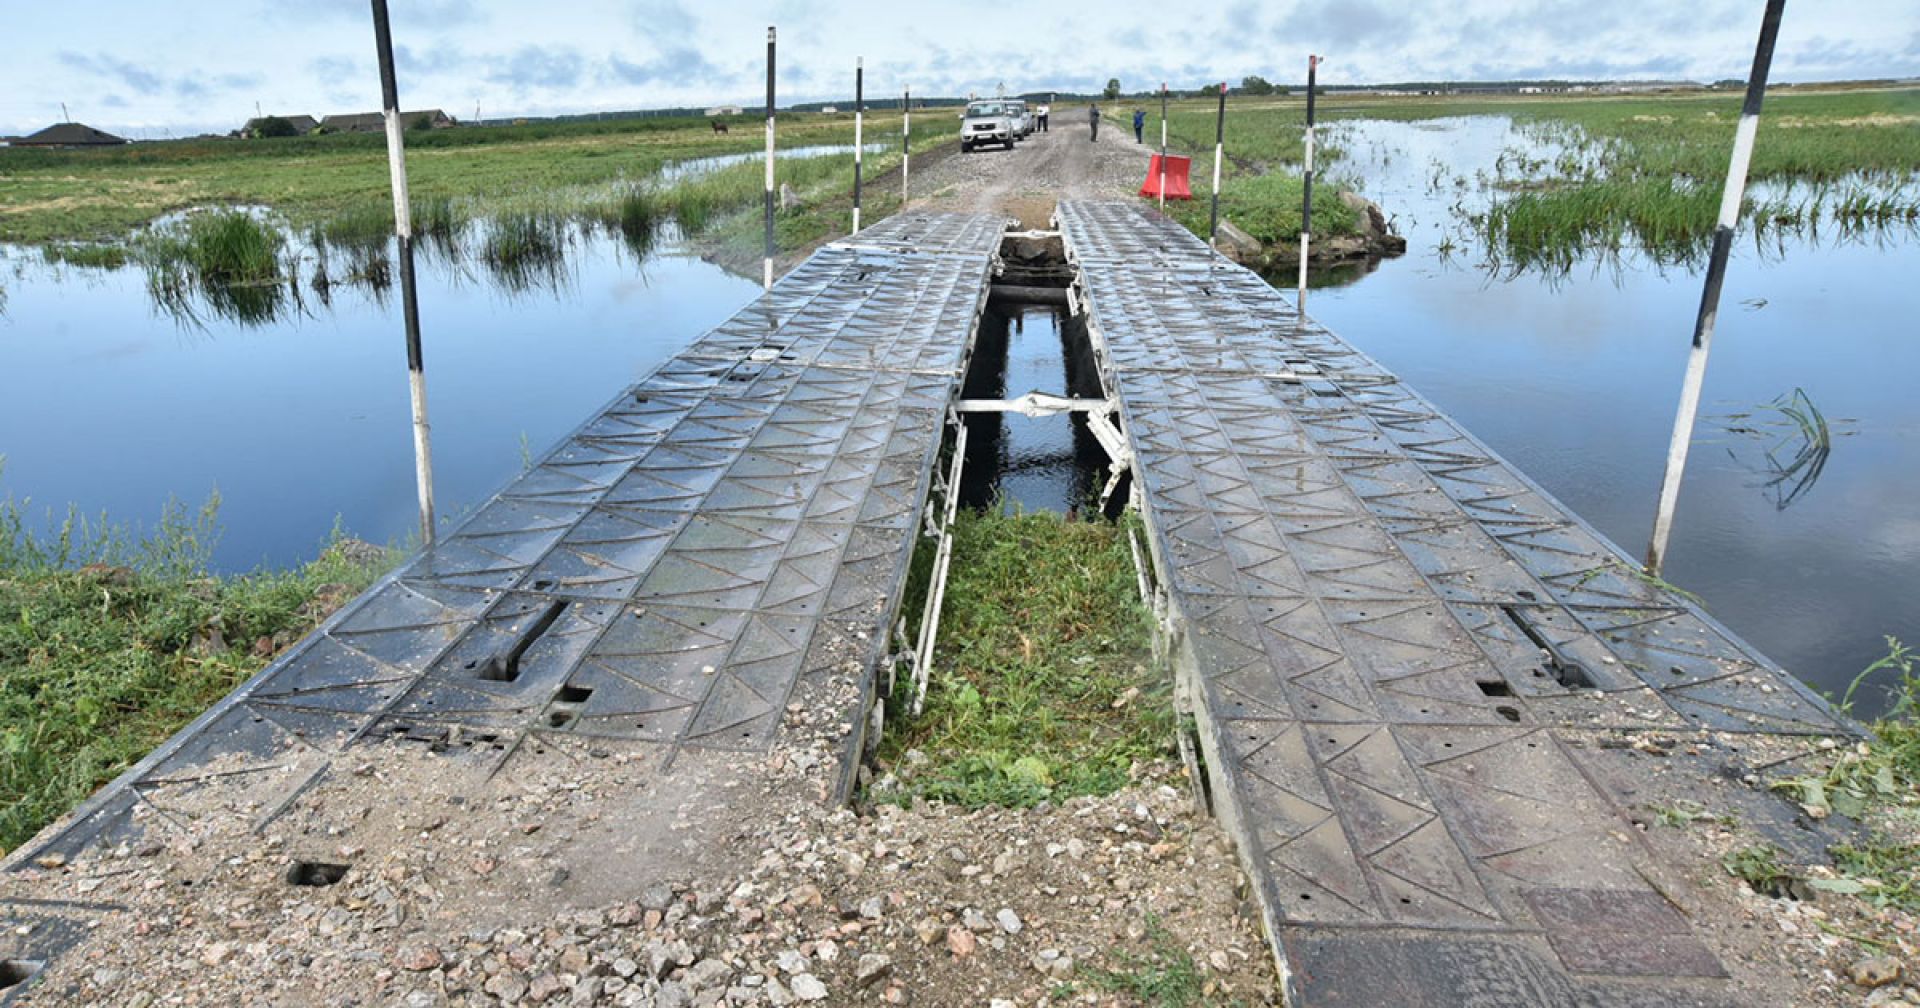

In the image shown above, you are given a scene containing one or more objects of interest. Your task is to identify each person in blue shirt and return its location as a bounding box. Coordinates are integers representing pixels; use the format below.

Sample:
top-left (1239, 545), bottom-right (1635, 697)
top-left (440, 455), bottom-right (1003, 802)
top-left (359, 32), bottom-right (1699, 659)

top-left (1133, 108), bottom-right (1145, 143)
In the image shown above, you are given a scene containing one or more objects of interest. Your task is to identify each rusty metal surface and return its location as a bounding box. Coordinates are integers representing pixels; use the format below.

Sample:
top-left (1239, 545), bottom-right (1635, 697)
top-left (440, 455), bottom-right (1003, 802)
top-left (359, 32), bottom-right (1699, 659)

top-left (14, 212), bottom-right (1003, 867)
top-left (1057, 200), bottom-right (1848, 1007)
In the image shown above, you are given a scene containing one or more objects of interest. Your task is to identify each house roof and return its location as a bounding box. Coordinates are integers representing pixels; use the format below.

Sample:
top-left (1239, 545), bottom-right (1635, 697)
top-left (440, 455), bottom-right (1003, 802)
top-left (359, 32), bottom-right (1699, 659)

top-left (245, 114), bottom-right (319, 133)
top-left (319, 110), bottom-right (450, 132)
top-left (15, 122), bottom-right (127, 146)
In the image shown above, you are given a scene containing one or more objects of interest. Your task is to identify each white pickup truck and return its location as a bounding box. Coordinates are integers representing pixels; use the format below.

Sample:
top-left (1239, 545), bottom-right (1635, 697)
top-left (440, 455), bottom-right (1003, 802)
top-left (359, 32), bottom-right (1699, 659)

top-left (960, 100), bottom-right (1015, 152)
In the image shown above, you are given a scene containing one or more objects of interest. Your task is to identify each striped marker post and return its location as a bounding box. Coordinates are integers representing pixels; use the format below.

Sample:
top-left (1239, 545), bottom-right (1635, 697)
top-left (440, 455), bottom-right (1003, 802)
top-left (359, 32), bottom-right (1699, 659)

top-left (1647, 0), bottom-right (1788, 574)
top-left (1297, 54), bottom-right (1319, 313)
top-left (1208, 82), bottom-right (1227, 245)
top-left (853, 58), bottom-right (864, 234)
top-left (903, 88), bottom-right (911, 205)
top-left (1158, 83), bottom-right (1168, 211)
top-left (762, 26), bottom-right (776, 291)
top-left (370, 0), bottom-right (436, 545)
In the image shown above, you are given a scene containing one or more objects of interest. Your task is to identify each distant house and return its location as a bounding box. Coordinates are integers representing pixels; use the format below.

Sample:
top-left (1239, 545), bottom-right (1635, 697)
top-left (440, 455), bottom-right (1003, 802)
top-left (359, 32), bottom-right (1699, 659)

top-left (13, 122), bottom-right (128, 147)
top-left (319, 109), bottom-right (454, 133)
top-left (705, 105), bottom-right (743, 117)
top-left (819, 105), bottom-right (838, 114)
top-left (243, 114), bottom-right (319, 137)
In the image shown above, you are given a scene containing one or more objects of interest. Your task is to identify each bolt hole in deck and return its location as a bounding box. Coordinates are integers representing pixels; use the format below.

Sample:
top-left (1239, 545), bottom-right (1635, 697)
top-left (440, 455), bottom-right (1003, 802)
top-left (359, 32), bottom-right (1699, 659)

top-left (0, 959), bottom-right (44, 991)
top-left (285, 861), bottom-right (349, 886)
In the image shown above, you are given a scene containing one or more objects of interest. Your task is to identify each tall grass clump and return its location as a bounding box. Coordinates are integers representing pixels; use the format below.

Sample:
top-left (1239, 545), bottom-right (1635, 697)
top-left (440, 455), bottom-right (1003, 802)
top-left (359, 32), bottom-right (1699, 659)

top-left (481, 209), bottom-right (569, 292)
top-left (0, 492), bottom-right (396, 851)
top-left (133, 210), bottom-right (288, 325)
top-left (181, 210), bottom-right (282, 284)
top-left (870, 509), bottom-right (1170, 809)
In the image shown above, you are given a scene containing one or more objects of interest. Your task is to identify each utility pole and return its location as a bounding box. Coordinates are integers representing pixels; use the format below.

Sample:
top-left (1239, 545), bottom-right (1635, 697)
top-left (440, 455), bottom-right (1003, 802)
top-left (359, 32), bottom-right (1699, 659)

top-left (1646, 0), bottom-right (1788, 574)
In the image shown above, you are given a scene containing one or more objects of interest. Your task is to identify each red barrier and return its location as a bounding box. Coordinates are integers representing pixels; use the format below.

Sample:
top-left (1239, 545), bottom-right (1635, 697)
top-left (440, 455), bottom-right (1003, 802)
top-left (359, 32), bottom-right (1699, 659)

top-left (1138, 154), bottom-right (1193, 200)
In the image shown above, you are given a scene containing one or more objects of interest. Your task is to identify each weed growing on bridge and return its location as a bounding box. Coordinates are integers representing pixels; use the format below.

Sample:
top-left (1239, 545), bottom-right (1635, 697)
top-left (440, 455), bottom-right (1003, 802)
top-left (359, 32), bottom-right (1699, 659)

top-left (0, 494), bottom-right (396, 852)
top-left (869, 509), bottom-right (1170, 809)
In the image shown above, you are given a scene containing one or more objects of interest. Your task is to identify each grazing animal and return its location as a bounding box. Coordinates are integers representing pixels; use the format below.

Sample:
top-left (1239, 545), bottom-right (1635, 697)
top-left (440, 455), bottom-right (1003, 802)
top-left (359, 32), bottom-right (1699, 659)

top-left (711, 120), bottom-right (728, 134)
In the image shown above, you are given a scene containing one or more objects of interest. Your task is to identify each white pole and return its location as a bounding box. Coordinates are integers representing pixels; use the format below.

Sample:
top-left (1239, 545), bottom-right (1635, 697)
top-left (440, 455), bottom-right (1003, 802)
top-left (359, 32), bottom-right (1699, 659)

top-left (1158, 83), bottom-right (1168, 210)
top-left (762, 27), bottom-right (776, 291)
top-left (371, 0), bottom-right (435, 544)
top-left (903, 87), bottom-right (911, 205)
top-left (1297, 55), bottom-right (1319, 314)
top-left (1647, 0), bottom-right (1787, 574)
top-left (853, 57), bottom-right (864, 234)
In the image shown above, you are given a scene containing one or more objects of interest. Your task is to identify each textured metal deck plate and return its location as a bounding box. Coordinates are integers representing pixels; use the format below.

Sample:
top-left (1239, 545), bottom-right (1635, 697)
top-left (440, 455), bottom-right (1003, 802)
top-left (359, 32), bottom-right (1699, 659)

top-left (15, 212), bottom-right (1004, 867)
top-left (1057, 200), bottom-right (1848, 1007)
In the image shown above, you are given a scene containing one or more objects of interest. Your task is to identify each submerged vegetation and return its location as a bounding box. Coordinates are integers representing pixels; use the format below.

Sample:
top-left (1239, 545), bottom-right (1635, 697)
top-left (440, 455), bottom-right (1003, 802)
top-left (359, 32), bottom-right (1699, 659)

top-left (134, 210), bottom-right (288, 324)
top-left (871, 509), bottom-right (1170, 809)
top-left (0, 493), bottom-right (396, 852)
top-left (1466, 89), bottom-right (1920, 270)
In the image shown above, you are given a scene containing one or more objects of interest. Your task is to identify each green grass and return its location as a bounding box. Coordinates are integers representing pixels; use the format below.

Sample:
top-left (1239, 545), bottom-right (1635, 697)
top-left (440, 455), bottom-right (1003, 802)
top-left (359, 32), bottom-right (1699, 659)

top-left (1456, 88), bottom-right (1920, 267)
top-left (0, 493), bottom-right (396, 853)
top-left (1746, 639), bottom-right (1920, 914)
top-left (0, 110), bottom-right (922, 244)
top-left (1165, 170), bottom-right (1362, 247)
top-left (871, 509), bottom-right (1170, 809)
top-left (1084, 915), bottom-right (1217, 1008)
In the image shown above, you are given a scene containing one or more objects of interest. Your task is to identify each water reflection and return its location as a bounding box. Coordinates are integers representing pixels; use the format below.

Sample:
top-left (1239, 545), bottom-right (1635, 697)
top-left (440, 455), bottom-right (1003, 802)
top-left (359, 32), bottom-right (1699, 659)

top-left (959, 304), bottom-right (1109, 513)
top-left (1707, 388), bottom-right (1854, 512)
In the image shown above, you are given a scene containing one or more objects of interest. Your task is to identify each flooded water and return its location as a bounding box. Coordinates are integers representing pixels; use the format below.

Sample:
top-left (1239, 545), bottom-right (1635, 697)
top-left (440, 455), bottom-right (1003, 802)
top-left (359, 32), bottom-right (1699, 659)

top-left (0, 225), bottom-right (758, 570)
top-left (1310, 116), bottom-right (1920, 713)
top-left (657, 143), bottom-right (889, 183)
top-left (958, 303), bottom-right (1109, 512)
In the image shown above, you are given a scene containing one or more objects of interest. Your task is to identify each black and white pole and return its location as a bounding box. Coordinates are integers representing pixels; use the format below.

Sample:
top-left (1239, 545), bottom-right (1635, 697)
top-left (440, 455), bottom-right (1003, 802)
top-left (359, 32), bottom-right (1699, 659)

top-left (902, 87), bottom-right (911, 205)
top-left (1647, 0), bottom-right (1786, 575)
top-left (1157, 82), bottom-right (1168, 211)
top-left (852, 58), bottom-right (864, 234)
top-left (1297, 54), bottom-right (1320, 313)
top-left (1208, 82), bottom-right (1227, 245)
top-left (370, 0), bottom-right (436, 545)
top-left (762, 26), bottom-right (776, 291)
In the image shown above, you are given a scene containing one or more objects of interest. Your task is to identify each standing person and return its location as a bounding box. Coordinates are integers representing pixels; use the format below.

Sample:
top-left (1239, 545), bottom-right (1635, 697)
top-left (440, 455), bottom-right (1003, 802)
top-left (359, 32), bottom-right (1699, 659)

top-left (1036, 100), bottom-right (1049, 132)
top-left (1132, 108), bottom-right (1145, 143)
top-left (1088, 103), bottom-right (1099, 142)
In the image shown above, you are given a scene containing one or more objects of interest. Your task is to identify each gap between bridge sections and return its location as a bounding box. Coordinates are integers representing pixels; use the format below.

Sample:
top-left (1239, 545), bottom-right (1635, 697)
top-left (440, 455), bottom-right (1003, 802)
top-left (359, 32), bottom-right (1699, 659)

top-left (1054, 199), bottom-right (1856, 1008)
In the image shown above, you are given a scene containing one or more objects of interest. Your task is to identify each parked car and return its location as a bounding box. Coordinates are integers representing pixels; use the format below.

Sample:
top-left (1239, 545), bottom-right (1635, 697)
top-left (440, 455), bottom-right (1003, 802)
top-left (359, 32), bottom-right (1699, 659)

top-left (961, 100), bottom-right (1015, 151)
top-left (1006, 100), bottom-right (1031, 139)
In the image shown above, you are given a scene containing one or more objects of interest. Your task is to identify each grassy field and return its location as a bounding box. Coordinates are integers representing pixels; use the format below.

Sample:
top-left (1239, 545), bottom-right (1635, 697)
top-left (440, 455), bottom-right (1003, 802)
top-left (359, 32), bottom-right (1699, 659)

top-left (871, 509), bottom-right (1171, 809)
top-left (0, 495), bottom-right (396, 852)
top-left (0, 109), bottom-right (934, 245)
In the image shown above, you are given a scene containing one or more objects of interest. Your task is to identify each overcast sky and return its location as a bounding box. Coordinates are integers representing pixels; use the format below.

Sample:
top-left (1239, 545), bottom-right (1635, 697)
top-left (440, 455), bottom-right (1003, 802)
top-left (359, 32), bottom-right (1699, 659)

top-left (4, 1), bottom-right (1916, 138)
